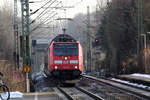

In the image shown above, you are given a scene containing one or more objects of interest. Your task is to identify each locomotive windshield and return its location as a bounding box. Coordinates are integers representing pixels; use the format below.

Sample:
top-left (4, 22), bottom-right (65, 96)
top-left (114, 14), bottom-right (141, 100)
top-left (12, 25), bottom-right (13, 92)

top-left (54, 43), bottom-right (78, 56)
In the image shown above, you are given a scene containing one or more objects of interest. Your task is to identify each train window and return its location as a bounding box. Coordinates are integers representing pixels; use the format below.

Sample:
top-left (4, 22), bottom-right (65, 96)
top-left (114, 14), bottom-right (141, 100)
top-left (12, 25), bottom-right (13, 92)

top-left (54, 43), bottom-right (78, 56)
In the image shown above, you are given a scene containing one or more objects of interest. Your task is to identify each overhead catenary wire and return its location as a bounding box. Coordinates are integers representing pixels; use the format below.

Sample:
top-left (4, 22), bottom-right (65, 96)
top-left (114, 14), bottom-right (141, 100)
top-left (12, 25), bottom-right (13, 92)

top-left (30, 0), bottom-right (63, 32)
top-left (31, 8), bottom-right (59, 32)
top-left (40, 12), bottom-right (58, 25)
top-left (30, 0), bottom-right (53, 15)
top-left (38, 11), bottom-right (55, 23)
top-left (36, 1), bottom-right (61, 23)
top-left (30, 0), bottom-right (58, 24)
top-left (31, 0), bottom-right (82, 35)
top-left (33, 0), bottom-right (73, 24)
top-left (30, 0), bottom-right (56, 24)
top-left (29, 0), bottom-right (51, 3)
top-left (31, 13), bottom-right (58, 32)
top-left (44, 14), bottom-right (58, 25)
top-left (30, 2), bottom-right (61, 27)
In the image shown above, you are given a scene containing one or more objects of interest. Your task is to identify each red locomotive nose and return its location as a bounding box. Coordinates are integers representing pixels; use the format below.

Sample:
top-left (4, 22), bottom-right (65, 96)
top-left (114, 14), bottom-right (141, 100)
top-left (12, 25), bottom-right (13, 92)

top-left (61, 56), bottom-right (69, 60)
top-left (44, 34), bottom-right (83, 80)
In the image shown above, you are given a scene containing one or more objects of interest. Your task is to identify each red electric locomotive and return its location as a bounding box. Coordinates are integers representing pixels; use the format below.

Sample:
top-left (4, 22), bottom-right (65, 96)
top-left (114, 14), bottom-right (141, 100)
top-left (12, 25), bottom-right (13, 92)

top-left (44, 34), bottom-right (83, 80)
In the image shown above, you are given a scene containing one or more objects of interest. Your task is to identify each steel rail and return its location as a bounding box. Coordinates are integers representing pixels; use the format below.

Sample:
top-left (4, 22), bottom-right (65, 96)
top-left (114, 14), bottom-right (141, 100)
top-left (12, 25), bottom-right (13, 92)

top-left (83, 75), bottom-right (150, 100)
top-left (105, 77), bottom-right (150, 92)
top-left (57, 86), bottom-right (105, 100)
top-left (57, 87), bottom-right (74, 100)
top-left (75, 86), bottom-right (105, 100)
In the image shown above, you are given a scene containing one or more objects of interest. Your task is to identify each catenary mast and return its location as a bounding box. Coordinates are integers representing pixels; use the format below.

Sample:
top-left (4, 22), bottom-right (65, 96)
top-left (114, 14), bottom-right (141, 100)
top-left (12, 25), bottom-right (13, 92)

top-left (21, 0), bottom-right (30, 67)
top-left (14, 0), bottom-right (19, 68)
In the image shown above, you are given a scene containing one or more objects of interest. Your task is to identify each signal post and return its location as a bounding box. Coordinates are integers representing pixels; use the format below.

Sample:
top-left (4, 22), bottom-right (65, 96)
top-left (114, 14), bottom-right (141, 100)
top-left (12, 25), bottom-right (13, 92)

top-left (23, 65), bottom-right (31, 92)
top-left (87, 6), bottom-right (92, 72)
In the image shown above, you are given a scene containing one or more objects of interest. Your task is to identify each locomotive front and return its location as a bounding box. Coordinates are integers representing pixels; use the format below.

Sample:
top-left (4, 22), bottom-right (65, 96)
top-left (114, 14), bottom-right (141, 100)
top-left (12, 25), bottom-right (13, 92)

top-left (45, 34), bottom-right (83, 80)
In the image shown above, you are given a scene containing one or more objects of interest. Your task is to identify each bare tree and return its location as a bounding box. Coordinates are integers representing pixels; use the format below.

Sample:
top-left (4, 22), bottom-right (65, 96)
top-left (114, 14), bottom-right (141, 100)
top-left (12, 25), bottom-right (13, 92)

top-left (0, 4), bottom-right (13, 61)
top-left (96, 0), bottom-right (139, 74)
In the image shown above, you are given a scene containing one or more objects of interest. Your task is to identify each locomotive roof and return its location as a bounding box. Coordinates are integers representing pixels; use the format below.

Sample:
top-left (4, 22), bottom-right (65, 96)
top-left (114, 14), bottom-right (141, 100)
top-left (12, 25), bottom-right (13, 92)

top-left (52, 34), bottom-right (76, 42)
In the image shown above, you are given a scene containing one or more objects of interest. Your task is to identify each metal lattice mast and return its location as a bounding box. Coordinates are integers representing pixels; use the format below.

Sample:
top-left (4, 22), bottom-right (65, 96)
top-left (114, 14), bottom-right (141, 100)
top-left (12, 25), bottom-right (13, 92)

top-left (137, 0), bottom-right (143, 55)
top-left (87, 6), bottom-right (91, 72)
top-left (21, 0), bottom-right (30, 67)
top-left (14, 0), bottom-right (19, 68)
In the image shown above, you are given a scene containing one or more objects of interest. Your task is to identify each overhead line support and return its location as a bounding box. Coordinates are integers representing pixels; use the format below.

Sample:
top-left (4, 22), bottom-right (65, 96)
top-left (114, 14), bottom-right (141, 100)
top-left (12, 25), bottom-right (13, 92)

top-left (21, 0), bottom-right (30, 67)
top-left (14, 0), bottom-right (19, 68)
top-left (137, 0), bottom-right (143, 55)
top-left (21, 0), bottom-right (31, 93)
top-left (87, 6), bottom-right (92, 72)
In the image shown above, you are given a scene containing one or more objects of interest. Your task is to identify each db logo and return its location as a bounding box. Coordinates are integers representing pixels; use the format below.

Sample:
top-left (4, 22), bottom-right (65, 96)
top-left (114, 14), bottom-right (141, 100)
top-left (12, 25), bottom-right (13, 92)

top-left (63, 61), bottom-right (68, 64)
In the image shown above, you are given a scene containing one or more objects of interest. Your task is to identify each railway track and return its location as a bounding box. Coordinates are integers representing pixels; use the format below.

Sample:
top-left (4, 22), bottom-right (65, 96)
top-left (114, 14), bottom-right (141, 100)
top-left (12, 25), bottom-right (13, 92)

top-left (57, 86), bottom-right (104, 100)
top-left (82, 75), bottom-right (150, 100)
top-left (108, 77), bottom-right (150, 92)
top-left (34, 73), bottom-right (149, 100)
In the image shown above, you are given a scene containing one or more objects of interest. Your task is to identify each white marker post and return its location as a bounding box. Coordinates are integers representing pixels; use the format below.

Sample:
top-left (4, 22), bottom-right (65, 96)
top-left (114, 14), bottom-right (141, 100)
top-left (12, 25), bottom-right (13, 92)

top-left (26, 72), bottom-right (30, 93)
top-left (24, 65), bottom-right (31, 93)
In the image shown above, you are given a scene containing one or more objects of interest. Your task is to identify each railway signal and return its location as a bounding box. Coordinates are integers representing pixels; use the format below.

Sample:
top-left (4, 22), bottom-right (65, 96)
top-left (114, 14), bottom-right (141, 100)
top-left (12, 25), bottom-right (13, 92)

top-left (95, 39), bottom-right (99, 43)
top-left (143, 48), bottom-right (147, 53)
top-left (92, 38), bottom-right (100, 47)
top-left (122, 61), bottom-right (127, 67)
top-left (23, 65), bottom-right (31, 73)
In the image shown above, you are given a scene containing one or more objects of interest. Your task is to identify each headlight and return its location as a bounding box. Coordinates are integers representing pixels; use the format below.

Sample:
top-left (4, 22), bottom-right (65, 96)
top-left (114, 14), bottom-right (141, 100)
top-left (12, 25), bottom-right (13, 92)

top-left (54, 66), bottom-right (59, 69)
top-left (54, 60), bottom-right (62, 64)
top-left (70, 60), bottom-right (78, 64)
top-left (74, 66), bottom-right (78, 69)
top-left (73, 66), bottom-right (78, 69)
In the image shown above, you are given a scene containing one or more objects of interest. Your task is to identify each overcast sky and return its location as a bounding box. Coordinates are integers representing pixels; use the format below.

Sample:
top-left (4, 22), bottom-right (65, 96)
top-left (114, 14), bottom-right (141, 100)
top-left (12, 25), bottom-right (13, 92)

top-left (0, 0), bottom-right (98, 17)
top-left (0, 0), bottom-right (104, 36)
top-left (30, 0), bottom-right (98, 18)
